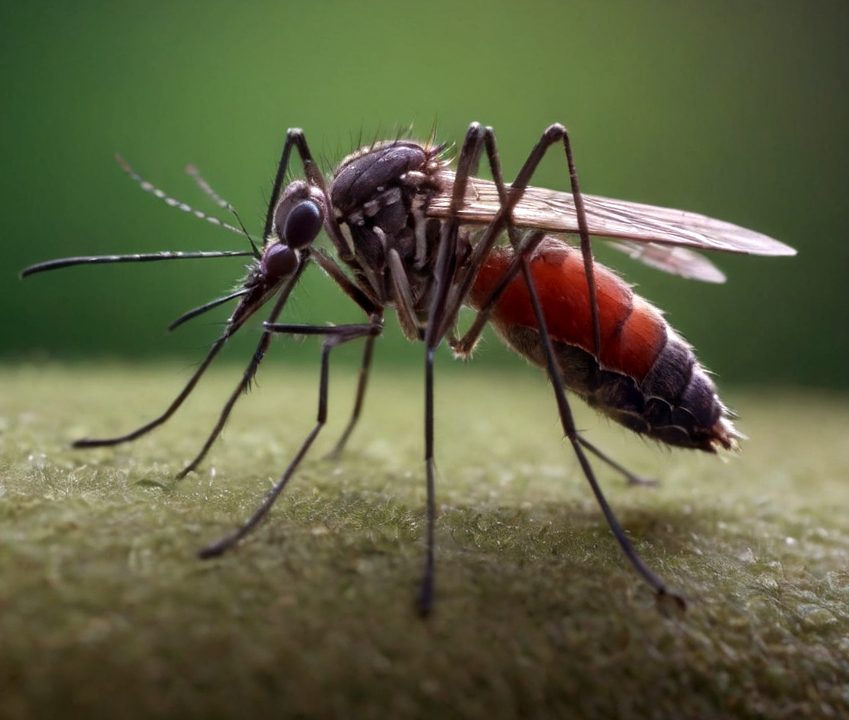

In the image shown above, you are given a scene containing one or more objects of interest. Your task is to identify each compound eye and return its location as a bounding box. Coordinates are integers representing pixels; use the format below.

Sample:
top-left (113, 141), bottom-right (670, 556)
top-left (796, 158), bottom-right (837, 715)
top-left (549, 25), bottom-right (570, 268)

top-left (276, 199), bottom-right (323, 249)
top-left (262, 243), bottom-right (298, 279)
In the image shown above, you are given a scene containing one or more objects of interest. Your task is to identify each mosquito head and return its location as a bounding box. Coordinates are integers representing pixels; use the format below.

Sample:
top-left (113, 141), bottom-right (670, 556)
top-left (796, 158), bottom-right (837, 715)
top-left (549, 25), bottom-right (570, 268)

top-left (262, 180), bottom-right (327, 281)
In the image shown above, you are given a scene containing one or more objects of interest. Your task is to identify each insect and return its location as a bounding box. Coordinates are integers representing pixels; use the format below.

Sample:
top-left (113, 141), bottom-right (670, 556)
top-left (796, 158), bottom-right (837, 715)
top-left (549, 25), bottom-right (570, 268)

top-left (21, 123), bottom-right (795, 614)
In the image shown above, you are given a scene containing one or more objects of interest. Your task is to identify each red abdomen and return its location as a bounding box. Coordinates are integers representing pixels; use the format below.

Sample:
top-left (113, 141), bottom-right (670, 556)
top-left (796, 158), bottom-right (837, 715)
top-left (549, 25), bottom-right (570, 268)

top-left (468, 238), bottom-right (738, 452)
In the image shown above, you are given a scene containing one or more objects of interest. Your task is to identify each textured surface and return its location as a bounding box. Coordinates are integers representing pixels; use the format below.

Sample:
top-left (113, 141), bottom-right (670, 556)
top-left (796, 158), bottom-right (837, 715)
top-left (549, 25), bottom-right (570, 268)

top-left (1, 363), bottom-right (848, 719)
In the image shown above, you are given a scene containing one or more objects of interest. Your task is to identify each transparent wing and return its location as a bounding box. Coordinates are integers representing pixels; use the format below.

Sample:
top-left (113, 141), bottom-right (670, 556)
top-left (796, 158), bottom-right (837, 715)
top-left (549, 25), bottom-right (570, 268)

top-left (604, 240), bottom-right (727, 283)
top-left (428, 171), bottom-right (796, 266)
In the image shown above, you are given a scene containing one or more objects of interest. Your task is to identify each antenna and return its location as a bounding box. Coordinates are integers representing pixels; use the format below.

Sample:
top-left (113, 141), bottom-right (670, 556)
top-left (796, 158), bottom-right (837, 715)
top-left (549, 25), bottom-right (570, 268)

top-left (185, 163), bottom-right (261, 256)
top-left (114, 153), bottom-right (258, 256)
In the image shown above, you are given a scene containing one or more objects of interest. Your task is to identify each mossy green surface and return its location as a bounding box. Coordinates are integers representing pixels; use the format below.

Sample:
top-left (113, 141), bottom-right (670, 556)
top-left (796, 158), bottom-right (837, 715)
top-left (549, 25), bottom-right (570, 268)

top-left (1, 363), bottom-right (848, 719)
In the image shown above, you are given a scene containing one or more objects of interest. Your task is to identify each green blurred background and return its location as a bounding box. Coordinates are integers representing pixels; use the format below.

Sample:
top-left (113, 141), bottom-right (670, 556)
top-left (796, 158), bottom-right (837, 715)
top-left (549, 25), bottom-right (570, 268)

top-left (2, 0), bottom-right (847, 388)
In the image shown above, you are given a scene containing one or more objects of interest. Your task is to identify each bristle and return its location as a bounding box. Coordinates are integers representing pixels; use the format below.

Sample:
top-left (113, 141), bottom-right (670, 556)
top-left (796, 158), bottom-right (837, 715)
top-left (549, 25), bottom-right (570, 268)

top-left (712, 409), bottom-right (746, 451)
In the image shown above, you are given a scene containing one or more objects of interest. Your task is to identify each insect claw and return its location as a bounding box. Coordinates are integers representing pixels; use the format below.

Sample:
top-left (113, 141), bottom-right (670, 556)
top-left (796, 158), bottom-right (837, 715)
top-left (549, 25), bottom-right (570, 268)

top-left (655, 587), bottom-right (688, 616)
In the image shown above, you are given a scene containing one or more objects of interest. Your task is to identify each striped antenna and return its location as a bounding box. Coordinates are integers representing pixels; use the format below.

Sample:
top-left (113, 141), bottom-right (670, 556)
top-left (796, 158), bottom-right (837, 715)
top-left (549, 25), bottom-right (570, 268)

top-left (185, 163), bottom-right (260, 256)
top-left (114, 153), bottom-right (255, 249)
top-left (185, 163), bottom-right (234, 211)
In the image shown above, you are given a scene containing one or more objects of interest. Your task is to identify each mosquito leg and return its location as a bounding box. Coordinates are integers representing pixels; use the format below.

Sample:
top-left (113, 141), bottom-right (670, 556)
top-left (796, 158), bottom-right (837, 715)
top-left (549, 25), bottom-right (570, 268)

top-left (557, 128), bottom-right (599, 358)
top-left (419, 346), bottom-right (438, 616)
top-left (427, 123), bottom-right (488, 348)
top-left (316, 220), bottom-right (431, 467)
top-left (311, 250), bottom-right (381, 320)
top-left (74, 129), bottom-right (321, 453)
top-left (438, 124), bottom-right (601, 359)
top-left (469, 128), bottom-right (675, 598)
top-left (577, 436), bottom-right (657, 487)
top-left (447, 126), bottom-right (526, 349)
top-left (519, 248), bottom-right (681, 605)
top-left (309, 250), bottom-right (384, 460)
top-left (441, 126), bottom-right (525, 336)
top-left (268, 320), bottom-right (382, 463)
top-left (449, 229), bottom-right (548, 357)
top-left (512, 124), bottom-right (599, 357)
top-left (449, 127), bottom-right (653, 489)
top-left (387, 248), bottom-right (426, 342)
top-left (173, 124), bottom-right (363, 476)
top-left (324, 332), bottom-right (377, 461)
top-left (263, 128), bottom-right (320, 238)
top-left (414, 124), bottom-right (490, 616)
top-left (175, 262), bottom-right (309, 479)
top-left (450, 234), bottom-right (657, 488)
top-left (198, 319), bottom-right (382, 559)
top-left (74, 325), bottom-right (234, 449)
top-left (272, 130), bottom-right (365, 287)
top-left (315, 198), bottom-right (427, 466)
top-left (175, 332), bottom-right (274, 479)
top-left (435, 124), bottom-right (669, 601)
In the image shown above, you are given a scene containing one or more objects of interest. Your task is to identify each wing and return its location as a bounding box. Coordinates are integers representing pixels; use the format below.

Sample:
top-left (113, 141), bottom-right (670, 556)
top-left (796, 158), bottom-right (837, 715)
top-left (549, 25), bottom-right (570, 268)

top-left (427, 171), bottom-right (796, 278)
top-left (604, 240), bottom-right (727, 283)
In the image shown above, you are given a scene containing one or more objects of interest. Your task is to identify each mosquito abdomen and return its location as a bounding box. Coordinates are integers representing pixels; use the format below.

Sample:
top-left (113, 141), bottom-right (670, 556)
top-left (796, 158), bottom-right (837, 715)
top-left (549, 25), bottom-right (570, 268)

top-left (469, 238), bottom-right (739, 452)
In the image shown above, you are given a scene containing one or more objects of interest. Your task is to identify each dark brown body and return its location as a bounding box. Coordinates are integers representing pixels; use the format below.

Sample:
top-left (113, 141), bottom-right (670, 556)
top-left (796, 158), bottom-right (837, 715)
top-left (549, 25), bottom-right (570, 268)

top-left (468, 238), bottom-right (738, 452)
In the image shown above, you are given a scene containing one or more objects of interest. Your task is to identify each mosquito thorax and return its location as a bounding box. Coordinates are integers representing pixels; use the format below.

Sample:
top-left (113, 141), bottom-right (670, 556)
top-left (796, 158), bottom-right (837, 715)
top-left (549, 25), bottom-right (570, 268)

top-left (328, 141), bottom-right (447, 280)
top-left (330, 141), bottom-right (436, 215)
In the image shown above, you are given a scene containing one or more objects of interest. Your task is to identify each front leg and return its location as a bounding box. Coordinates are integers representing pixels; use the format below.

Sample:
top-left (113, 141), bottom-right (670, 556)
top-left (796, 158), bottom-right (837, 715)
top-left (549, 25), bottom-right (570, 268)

top-left (310, 250), bottom-right (385, 460)
top-left (198, 318), bottom-right (383, 558)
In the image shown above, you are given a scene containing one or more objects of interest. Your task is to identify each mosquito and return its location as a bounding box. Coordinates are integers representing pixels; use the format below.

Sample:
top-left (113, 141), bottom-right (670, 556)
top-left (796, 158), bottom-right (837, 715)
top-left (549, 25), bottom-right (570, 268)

top-left (21, 123), bottom-right (796, 614)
